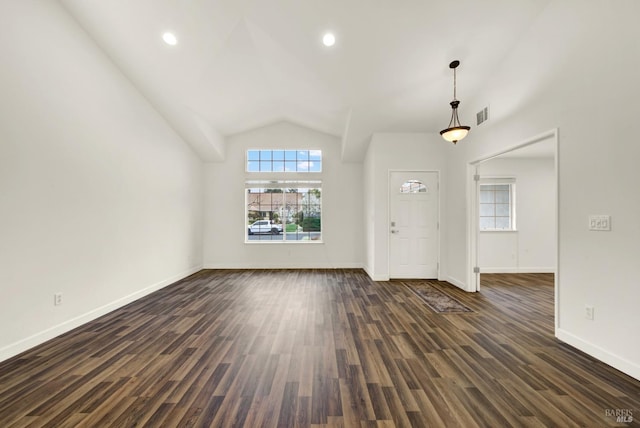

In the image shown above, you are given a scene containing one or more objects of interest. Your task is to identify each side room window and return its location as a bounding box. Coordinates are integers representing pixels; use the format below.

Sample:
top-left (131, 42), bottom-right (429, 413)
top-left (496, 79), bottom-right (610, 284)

top-left (479, 179), bottom-right (516, 231)
top-left (246, 181), bottom-right (322, 242)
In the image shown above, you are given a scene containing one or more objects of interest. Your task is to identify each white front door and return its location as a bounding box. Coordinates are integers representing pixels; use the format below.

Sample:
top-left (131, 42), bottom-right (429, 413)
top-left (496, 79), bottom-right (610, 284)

top-left (389, 171), bottom-right (439, 279)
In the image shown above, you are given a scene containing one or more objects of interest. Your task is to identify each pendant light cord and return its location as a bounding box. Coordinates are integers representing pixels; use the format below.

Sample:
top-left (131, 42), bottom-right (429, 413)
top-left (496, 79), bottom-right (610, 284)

top-left (453, 67), bottom-right (457, 101)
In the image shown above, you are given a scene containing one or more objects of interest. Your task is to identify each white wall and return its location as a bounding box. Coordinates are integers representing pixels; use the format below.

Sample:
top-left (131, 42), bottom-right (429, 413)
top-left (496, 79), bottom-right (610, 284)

top-left (363, 139), bottom-right (376, 278)
top-left (443, 0), bottom-right (640, 379)
top-left (478, 157), bottom-right (555, 273)
top-left (363, 133), bottom-right (447, 280)
top-left (203, 121), bottom-right (363, 268)
top-left (0, 1), bottom-right (203, 361)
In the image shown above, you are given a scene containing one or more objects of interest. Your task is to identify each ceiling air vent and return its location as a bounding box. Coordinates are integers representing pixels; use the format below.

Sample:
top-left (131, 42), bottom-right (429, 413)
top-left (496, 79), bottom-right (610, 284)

top-left (476, 106), bottom-right (489, 125)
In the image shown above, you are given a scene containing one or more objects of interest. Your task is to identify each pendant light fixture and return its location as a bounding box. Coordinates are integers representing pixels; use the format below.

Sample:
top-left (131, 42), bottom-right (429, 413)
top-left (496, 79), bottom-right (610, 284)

top-left (440, 60), bottom-right (470, 144)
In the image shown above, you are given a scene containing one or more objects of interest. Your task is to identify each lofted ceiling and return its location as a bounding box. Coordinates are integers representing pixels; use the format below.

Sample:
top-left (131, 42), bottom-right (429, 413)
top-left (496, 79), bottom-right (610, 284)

top-left (60, 0), bottom-right (551, 162)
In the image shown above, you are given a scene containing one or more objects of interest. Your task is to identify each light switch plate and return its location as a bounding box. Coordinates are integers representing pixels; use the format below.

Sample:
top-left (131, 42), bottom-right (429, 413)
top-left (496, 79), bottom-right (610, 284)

top-left (589, 215), bottom-right (611, 231)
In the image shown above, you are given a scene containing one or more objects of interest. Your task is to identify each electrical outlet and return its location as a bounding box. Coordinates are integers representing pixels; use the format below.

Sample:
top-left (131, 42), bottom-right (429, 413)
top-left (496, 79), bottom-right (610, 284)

top-left (54, 293), bottom-right (63, 306)
top-left (585, 305), bottom-right (594, 320)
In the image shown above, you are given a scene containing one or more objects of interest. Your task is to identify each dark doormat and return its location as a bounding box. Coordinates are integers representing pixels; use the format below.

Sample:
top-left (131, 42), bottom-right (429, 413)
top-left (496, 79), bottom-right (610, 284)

top-left (403, 281), bottom-right (473, 313)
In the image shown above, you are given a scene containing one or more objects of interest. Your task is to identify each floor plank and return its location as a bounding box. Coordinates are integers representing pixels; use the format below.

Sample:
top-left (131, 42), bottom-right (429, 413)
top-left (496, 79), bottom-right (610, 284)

top-left (0, 270), bottom-right (638, 427)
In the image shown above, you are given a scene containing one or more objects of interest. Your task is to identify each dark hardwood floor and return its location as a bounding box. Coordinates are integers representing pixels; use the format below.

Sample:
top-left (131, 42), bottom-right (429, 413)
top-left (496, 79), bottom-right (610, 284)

top-left (0, 270), bottom-right (638, 427)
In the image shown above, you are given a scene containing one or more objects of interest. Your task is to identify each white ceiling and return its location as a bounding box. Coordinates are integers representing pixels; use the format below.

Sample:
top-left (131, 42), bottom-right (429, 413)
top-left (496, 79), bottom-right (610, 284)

top-left (60, 0), bottom-right (551, 161)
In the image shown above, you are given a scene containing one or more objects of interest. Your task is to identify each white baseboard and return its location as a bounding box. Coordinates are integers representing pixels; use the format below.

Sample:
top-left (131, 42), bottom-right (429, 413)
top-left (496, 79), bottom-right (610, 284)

top-left (362, 265), bottom-right (382, 281)
top-left (204, 262), bottom-right (363, 270)
top-left (556, 328), bottom-right (640, 381)
top-left (479, 267), bottom-right (555, 274)
top-left (446, 275), bottom-right (468, 291)
top-left (0, 265), bottom-right (202, 364)
top-left (369, 274), bottom-right (390, 282)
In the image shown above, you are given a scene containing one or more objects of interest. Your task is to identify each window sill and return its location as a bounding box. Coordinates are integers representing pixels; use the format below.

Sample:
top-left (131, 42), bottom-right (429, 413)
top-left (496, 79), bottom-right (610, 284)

top-left (480, 229), bottom-right (518, 233)
top-left (244, 239), bottom-right (324, 244)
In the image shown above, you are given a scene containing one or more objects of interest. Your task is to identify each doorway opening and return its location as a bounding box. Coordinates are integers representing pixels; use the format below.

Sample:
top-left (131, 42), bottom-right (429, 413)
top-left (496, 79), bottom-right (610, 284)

top-left (467, 129), bottom-right (559, 329)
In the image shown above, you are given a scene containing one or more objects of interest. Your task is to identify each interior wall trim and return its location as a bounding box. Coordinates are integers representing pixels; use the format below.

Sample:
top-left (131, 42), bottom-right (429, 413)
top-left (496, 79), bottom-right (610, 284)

top-left (557, 328), bottom-right (640, 381)
top-left (204, 262), bottom-right (363, 270)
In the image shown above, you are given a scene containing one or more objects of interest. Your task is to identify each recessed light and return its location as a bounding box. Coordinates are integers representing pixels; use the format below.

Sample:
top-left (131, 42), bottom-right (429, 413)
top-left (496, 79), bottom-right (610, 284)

top-left (162, 32), bottom-right (178, 46)
top-left (322, 32), bottom-right (335, 47)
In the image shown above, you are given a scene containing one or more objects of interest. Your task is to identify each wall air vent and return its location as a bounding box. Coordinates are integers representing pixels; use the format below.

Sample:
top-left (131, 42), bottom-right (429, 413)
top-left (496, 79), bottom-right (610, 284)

top-left (476, 106), bottom-right (490, 125)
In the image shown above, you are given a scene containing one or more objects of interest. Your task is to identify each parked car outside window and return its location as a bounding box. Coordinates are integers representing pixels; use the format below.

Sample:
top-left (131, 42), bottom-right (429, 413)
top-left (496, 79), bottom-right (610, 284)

top-left (248, 220), bottom-right (283, 235)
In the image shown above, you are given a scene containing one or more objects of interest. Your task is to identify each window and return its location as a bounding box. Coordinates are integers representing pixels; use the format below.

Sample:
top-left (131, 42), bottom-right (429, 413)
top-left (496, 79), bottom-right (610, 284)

top-left (246, 149), bottom-right (323, 243)
top-left (246, 180), bottom-right (322, 242)
top-left (247, 150), bottom-right (322, 172)
top-left (479, 180), bottom-right (516, 231)
top-left (400, 179), bottom-right (427, 193)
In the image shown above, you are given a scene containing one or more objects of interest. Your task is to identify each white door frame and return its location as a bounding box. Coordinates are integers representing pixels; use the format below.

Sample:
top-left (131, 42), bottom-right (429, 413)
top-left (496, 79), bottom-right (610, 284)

top-left (388, 169), bottom-right (441, 279)
top-left (467, 128), bottom-right (559, 329)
